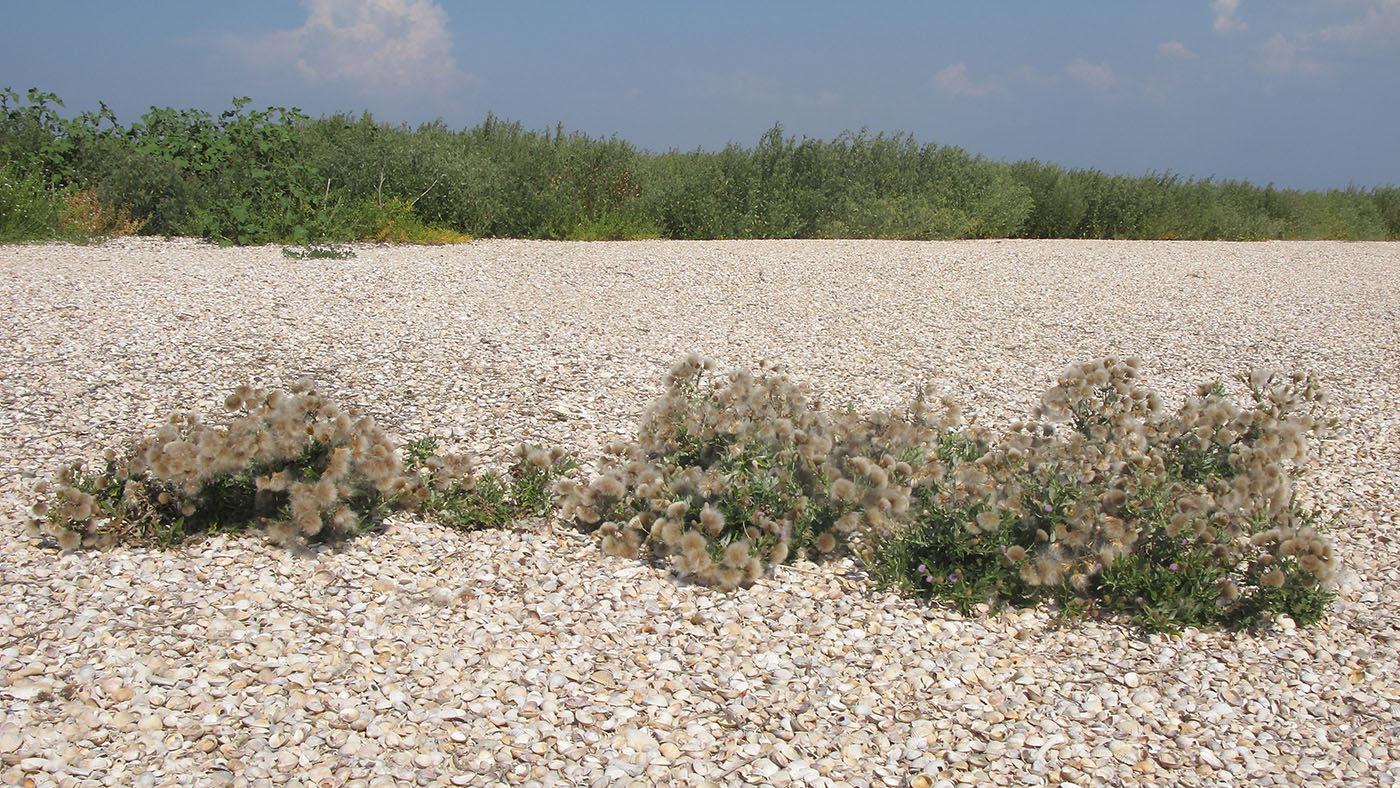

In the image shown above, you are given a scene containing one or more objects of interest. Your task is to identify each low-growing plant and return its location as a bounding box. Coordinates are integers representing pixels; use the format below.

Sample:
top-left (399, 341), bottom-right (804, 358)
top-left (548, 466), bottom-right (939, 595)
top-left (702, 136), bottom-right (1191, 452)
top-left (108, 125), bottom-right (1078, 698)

top-left (24, 354), bottom-right (1345, 634)
top-left (365, 197), bottom-right (473, 244)
top-left (27, 381), bottom-right (573, 550)
top-left (564, 354), bottom-right (1341, 631)
top-left (282, 243), bottom-right (356, 260)
top-left (562, 211), bottom-right (664, 241)
top-left (557, 354), bottom-right (953, 590)
top-left (28, 380), bottom-right (418, 549)
top-left (868, 357), bottom-right (1340, 632)
top-left (0, 161), bottom-right (58, 241)
top-left (406, 437), bottom-right (575, 530)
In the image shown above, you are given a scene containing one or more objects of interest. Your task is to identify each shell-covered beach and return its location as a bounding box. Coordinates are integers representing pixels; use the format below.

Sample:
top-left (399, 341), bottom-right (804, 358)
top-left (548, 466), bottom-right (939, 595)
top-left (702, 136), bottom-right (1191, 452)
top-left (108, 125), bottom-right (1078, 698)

top-left (2, 238), bottom-right (1398, 787)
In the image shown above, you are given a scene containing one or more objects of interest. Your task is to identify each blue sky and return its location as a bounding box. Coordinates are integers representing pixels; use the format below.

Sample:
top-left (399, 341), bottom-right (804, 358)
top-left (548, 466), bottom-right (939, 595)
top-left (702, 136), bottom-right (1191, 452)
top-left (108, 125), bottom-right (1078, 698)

top-left (2, 0), bottom-right (1396, 189)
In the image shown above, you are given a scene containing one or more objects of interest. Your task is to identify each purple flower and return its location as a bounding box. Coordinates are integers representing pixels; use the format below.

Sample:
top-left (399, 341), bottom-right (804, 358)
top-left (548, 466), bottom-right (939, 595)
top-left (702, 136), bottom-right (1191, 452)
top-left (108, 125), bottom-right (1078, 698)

top-left (924, 575), bottom-right (935, 584)
top-left (1169, 562), bottom-right (1180, 571)
top-left (1043, 504), bottom-right (1054, 513)
top-left (1135, 596), bottom-right (1146, 606)
top-left (917, 563), bottom-right (927, 573)
top-left (948, 572), bottom-right (960, 583)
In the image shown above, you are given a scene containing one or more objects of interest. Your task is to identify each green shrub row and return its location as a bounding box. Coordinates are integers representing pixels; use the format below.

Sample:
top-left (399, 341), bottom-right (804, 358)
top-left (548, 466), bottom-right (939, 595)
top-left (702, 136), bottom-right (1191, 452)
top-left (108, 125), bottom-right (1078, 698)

top-left (4, 87), bottom-right (1397, 245)
top-left (30, 357), bottom-right (1340, 634)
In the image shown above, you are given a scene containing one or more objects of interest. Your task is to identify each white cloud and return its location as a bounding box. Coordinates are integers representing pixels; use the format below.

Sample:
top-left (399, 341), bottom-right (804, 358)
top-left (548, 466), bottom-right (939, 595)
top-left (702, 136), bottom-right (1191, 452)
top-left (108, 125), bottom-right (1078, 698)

top-left (1064, 58), bottom-right (1117, 90)
top-left (1211, 0), bottom-right (1247, 33)
top-left (225, 0), bottom-right (469, 96)
top-left (934, 63), bottom-right (1002, 98)
top-left (1156, 40), bottom-right (1199, 60)
top-left (1317, 0), bottom-right (1400, 45)
top-left (1260, 33), bottom-right (1328, 76)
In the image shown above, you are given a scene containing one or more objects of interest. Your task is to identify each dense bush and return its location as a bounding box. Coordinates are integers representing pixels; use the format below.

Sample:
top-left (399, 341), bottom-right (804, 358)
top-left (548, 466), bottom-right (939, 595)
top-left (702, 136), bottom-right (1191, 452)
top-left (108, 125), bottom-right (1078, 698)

top-left (867, 359), bottom-right (1339, 632)
top-left (0, 161), bottom-right (56, 241)
top-left (560, 356), bottom-right (1341, 632)
top-left (3, 87), bottom-right (1395, 244)
top-left (27, 381), bottom-right (570, 549)
top-left (26, 355), bottom-right (1343, 633)
top-left (556, 354), bottom-right (944, 589)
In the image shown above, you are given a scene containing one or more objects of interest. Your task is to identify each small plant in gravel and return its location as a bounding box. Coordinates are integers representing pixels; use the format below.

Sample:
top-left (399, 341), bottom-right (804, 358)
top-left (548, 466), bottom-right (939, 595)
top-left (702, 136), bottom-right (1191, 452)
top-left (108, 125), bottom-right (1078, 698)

top-left (867, 357), bottom-right (1340, 632)
top-left (281, 243), bottom-right (355, 260)
top-left (565, 354), bottom-right (1341, 631)
top-left (28, 380), bottom-right (417, 549)
top-left (557, 353), bottom-right (954, 590)
top-left (27, 381), bottom-right (573, 550)
top-left (406, 437), bottom-right (576, 531)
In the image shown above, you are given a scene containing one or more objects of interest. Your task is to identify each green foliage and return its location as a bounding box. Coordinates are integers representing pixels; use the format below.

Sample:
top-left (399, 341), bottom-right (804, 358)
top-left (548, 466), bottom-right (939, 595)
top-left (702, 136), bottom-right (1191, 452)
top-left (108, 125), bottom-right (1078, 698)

top-left (282, 243), bottom-right (356, 260)
top-left (0, 160), bottom-right (58, 241)
top-left (866, 359), bottom-right (1340, 633)
top-left (406, 437), bottom-right (576, 531)
top-left (4, 87), bottom-right (1395, 244)
top-left (563, 211), bottom-right (663, 241)
top-left (565, 355), bottom-right (1342, 632)
top-left (29, 383), bottom-right (574, 550)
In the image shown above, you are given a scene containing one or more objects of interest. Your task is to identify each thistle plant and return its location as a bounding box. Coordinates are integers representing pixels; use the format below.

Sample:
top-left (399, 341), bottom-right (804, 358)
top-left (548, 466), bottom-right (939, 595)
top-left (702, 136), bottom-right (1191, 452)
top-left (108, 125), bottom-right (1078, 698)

top-left (408, 438), bottom-right (576, 531)
top-left (28, 380), bottom-right (414, 548)
top-left (558, 354), bottom-right (950, 590)
top-left (869, 357), bottom-right (1341, 632)
top-left (26, 355), bottom-right (1344, 633)
top-left (27, 381), bottom-right (574, 550)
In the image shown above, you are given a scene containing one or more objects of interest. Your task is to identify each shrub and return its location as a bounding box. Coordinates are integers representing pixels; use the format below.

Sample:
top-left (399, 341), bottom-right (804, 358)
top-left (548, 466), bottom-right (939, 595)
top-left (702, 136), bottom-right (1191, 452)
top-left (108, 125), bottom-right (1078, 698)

top-left (58, 189), bottom-right (145, 238)
top-left (89, 147), bottom-right (197, 236)
top-left (408, 438), bottom-right (575, 530)
top-left (566, 355), bottom-right (1340, 631)
top-left (0, 161), bottom-right (58, 241)
top-left (868, 358), bottom-right (1340, 632)
top-left (557, 354), bottom-right (953, 590)
top-left (27, 381), bottom-right (572, 550)
top-left (4, 86), bottom-right (1395, 243)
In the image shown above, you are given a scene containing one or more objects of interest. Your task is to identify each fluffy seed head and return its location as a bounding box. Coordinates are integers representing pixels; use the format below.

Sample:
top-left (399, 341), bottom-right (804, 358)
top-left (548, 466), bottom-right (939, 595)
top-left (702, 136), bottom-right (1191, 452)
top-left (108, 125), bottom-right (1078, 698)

top-left (769, 541), bottom-right (790, 565)
top-left (699, 504), bottom-right (724, 533)
top-left (659, 518), bottom-right (683, 545)
top-left (332, 506), bottom-right (358, 532)
top-left (58, 529), bottom-right (82, 551)
top-left (722, 540), bottom-right (751, 568)
top-left (830, 478), bottom-right (858, 503)
top-left (679, 529), bottom-right (707, 559)
top-left (744, 557), bottom-right (764, 584)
